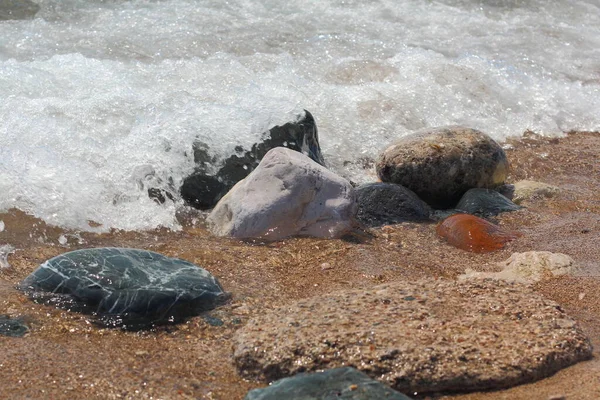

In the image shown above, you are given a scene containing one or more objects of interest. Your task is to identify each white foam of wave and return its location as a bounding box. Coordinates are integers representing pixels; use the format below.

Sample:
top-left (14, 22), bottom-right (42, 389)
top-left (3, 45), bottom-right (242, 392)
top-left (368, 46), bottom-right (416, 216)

top-left (1, 0), bottom-right (599, 231)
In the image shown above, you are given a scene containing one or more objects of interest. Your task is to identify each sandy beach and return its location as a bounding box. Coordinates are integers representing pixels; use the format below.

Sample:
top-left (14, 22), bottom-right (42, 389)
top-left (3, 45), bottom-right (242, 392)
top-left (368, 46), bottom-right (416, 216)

top-left (1, 131), bottom-right (599, 400)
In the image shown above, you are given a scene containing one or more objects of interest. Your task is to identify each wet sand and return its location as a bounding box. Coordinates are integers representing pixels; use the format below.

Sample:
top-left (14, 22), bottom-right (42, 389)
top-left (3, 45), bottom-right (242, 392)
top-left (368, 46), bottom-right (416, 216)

top-left (1, 131), bottom-right (599, 400)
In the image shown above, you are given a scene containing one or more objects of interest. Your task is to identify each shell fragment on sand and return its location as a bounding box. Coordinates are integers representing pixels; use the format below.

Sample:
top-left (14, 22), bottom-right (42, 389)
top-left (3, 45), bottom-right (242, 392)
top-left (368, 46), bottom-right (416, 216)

top-left (460, 251), bottom-right (578, 284)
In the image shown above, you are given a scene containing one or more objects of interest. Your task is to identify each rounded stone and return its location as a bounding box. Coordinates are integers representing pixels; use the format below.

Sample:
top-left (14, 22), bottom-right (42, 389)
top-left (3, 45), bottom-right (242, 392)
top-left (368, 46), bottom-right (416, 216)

top-left (376, 126), bottom-right (508, 208)
top-left (18, 248), bottom-right (228, 329)
top-left (355, 183), bottom-right (432, 227)
top-left (233, 279), bottom-right (591, 394)
top-left (455, 188), bottom-right (521, 217)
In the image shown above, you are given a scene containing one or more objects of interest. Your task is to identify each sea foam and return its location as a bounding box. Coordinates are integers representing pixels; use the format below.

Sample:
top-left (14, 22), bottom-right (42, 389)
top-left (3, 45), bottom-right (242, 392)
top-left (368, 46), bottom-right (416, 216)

top-left (1, 0), bottom-right (599, 231)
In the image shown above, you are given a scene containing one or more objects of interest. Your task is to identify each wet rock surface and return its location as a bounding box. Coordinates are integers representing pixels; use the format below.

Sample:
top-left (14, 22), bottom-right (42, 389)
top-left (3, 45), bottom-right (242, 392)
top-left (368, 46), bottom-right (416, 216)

top-left (207, 147), bottom-right (355, 241)
top-left (0, 315), bottom-right (29, 337)
top-left (376, 126), bottom-right (508, 208)
top-left (17, 248), bottom-right (227, 329)
top-left (243, 367), bottom-right (413, 400)
top-left (355, 183), bottom-right (432, 227)
top-left (233, 279), bottom-right (592, 395)
top-left (181, 110), bottom-right (324, 210)
top-left (455, 188), bottom-right (521, 217)
top-left (437, 213), bottom-right (520, 253)
top-left (461, 251), bottom-right (578, 284)
top-left (0, 0), bottom-right (40, 20)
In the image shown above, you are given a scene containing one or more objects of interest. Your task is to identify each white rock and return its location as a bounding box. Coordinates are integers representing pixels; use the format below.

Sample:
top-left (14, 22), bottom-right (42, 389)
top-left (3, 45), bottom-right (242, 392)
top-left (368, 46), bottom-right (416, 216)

top-left (513, 180), bottom-right (560, 204)
top-left (207, 147), bottom-right (356, 241)
top-left (460, 251), bottom-right (577, 284)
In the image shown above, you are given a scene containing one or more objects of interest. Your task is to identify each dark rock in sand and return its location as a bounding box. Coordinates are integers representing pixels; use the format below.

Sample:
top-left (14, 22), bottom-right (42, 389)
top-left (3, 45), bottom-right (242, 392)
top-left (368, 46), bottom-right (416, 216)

top-left (0, 0), bottom-right (40, 20)
top-left (17, 248), bottom-right (228, 329)
top-left (181, 110), bottom-right (325, 210)
top-left (376, 126), bottom-right (508, 208)
top-left (244, 367), bottom-right (413, 400)
top-left (455, 188), bottom-right (521, 217)
top-left (0, 315), bottom-right (29, 337)
top-left (355, 183), bottom-right (432, 227)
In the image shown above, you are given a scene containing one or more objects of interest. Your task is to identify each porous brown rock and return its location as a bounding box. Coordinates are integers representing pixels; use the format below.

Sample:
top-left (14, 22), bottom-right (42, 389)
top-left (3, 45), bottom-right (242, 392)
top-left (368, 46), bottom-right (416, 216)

top-left (376, 126), bottom-right (508, 208)
top-left (233, 279), bottom-right (592, 394)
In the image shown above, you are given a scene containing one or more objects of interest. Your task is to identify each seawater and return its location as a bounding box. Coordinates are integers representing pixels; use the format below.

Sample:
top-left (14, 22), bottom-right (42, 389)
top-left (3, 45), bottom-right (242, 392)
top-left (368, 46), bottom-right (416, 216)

top-left (1, 0), bottom-right (599, 232)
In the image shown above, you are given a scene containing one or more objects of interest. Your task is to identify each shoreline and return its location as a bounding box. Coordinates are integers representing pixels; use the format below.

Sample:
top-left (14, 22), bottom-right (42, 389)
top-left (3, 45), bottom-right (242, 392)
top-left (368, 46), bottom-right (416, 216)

top-left (1, 131), bottom-right (600, 399)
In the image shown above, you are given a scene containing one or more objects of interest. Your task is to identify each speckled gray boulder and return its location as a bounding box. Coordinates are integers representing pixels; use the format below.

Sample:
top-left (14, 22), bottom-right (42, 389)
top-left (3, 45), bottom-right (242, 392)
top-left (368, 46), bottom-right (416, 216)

top-left (244, 367), bottom-right (413, 400)
top-left (376, 126), bottom-right (508, 208)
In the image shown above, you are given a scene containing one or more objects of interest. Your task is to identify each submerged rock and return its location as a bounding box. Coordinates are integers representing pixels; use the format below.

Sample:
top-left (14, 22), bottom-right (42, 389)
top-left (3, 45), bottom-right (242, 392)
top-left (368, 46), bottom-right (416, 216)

top-left (513, 180), bottom-right (560, 204)
top-left (233, 280), bottom-right (592, 394)
top-left (460, 251), bottom-right (578, 284)
top-left (17, 248), bottom-right (228, 329)
top-left (376, 126), bottom-right (508, 208)
top-left (181, 110), bottom-right (325, 210)
top-left (0, 0), bottom-right (40, 20)
top-left (455, 188), bottom-right (521, 217)
top-left (207, 147), bottom-right (355, 241)
top-left (355, 183), bottom-right (432, 227)
top-left (0, 315), bottom-right (29, 337)
top-left (244, 367), bottom-right (413, 400)
top-left (436, 214), bottom-right (520, 253)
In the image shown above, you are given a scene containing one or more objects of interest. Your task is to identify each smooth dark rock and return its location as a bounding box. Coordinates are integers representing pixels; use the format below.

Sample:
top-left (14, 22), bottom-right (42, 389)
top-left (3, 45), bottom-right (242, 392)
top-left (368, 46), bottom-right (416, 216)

top-left (181, 110), bottom-right (325, 210)
top-left (355, 183), bottom-right (432, 227)
top-left (456, 188), bottom-right (521, 217)
top-left (0, 0), bottom-right (40, 20)
top-left (243, 367), bottom-right (413, 400)
top-left (17, 248), bottom-right (228, 330)
top-left (0, 315), bottom-right (29, 337)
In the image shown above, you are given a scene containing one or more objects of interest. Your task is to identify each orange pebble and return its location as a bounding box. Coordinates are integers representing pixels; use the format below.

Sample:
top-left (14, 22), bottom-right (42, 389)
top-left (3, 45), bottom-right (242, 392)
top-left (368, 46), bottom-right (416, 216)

top-left (436, 214), bottom-right (520, 253)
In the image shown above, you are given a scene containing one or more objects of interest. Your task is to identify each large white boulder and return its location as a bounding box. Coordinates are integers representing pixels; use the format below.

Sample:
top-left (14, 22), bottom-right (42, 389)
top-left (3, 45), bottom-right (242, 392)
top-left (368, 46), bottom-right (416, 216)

top-left (207, 147), bottom-right (356, 241)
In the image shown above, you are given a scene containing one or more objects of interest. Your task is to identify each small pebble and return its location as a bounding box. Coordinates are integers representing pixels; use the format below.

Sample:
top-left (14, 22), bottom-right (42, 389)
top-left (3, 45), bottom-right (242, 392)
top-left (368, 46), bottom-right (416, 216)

top-left (321, 262), bottom-right (333, 270)
top-left (578, 293), bottom-right (586, 301)
top-left (547, 395), bottom-right (566, 400)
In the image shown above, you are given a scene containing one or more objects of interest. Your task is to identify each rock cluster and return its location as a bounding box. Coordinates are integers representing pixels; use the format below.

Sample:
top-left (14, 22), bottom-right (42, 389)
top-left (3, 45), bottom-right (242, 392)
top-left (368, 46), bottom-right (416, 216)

top-left (376, 126), bottom-right (509, 208)
top-left (234, 279), bottom-right (592, 394)
top-left (180, 110), bottom-right (324, 210)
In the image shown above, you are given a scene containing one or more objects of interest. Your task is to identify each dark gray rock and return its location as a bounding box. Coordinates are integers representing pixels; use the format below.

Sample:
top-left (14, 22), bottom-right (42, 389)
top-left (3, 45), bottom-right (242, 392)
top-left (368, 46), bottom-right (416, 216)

top-left (355, 183), bottom-right (432, 227)
top-left (455, 188), bottom-right (521, 217)
top-left (181, 110), bottom-right (325, 210)
top-left (244, 367), bottom-right (412, 400)
top-left (376, 126), bottom-right (508, 208)
top-left (17, 248), bottom-right (228, 330)
top-left (0, 0), bottom-right (40, 20)
top-left (0, 315), bottom-right (29, 337)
